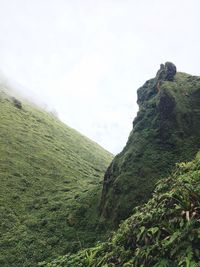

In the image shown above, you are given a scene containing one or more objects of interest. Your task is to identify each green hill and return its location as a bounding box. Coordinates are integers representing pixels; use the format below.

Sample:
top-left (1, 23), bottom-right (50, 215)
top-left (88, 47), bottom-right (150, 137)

top-left (100, 63), bottom-right (200, 226)
top-left (0, 86), bottom-right (113, 267)
top-left (42, 152), bottom-right (200, 267)
top-left (2, 63), bottom-right (200, 267)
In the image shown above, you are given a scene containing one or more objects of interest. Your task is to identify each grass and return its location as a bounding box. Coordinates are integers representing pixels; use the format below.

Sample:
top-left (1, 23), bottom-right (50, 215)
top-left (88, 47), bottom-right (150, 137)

top-left (0, 86), bottom-right (113, 267)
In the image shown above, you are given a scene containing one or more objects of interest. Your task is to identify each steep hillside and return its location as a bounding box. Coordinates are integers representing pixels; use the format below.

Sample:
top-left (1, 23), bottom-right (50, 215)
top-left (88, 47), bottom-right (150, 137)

top-left (0, 86), bottom-right (113, 267)
top-left (100, 63), bottom-right (200, 226)
top-left (42, 152), bottom-right (200, 267)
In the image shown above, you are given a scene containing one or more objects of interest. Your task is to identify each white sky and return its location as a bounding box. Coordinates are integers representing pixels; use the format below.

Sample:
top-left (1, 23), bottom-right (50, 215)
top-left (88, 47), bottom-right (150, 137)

top-left (0, 0), bottom-right (200, 154)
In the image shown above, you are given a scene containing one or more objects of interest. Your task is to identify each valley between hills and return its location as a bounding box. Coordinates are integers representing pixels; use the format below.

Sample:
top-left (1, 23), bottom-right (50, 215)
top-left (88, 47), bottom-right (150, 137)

top-left (1, 62), bottom-right (200, 266)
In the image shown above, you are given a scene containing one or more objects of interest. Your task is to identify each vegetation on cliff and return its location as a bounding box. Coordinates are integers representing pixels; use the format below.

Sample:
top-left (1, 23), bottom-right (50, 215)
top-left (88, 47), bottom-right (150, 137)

top-left (100, 64), bottom-right (200, 226)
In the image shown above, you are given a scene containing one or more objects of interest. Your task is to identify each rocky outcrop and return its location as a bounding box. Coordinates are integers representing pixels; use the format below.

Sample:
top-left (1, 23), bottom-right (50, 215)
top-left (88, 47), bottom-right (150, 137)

top-left (100, 64), bottom-right (200, 226)
top-left (11, 97), bottom-right (22, 109)
top-left (156, 62), bottom-right (177, 81)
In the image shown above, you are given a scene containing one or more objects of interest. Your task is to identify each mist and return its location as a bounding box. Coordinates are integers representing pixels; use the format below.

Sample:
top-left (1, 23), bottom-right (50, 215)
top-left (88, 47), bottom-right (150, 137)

top-left (0, 0), bottom-right (200, 153)
top-left (0, 72), bottom-right (60, 119)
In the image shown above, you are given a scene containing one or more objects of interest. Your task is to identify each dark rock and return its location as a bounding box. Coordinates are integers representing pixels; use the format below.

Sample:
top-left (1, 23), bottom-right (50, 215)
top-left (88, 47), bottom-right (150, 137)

top-left (12, 97), bottom-right (22, 109)
top-left (156, 62), bottom-right (177, 81)
top-left (156, 89), bottom-right (176, 119)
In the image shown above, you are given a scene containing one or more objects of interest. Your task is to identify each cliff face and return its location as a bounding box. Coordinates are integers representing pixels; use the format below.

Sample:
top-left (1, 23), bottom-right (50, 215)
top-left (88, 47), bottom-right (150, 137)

top-left (100, 63), bottom-right (200, 226)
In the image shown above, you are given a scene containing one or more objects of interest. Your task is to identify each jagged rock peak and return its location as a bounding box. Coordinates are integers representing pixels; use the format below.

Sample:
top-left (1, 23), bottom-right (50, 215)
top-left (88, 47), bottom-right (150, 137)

top-left (156, 62), bottom-right (177, 81)
top-left (100, 67), bottom-right (200, 227)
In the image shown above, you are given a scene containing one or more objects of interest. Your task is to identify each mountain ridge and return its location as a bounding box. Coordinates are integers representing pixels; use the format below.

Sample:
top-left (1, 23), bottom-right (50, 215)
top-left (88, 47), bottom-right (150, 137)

top-left (2, 63), bottom-right (200, 266)
top-left (0, 86), bottom-right (113, 267)
top-left (100, 63), bottom-right (200, 226)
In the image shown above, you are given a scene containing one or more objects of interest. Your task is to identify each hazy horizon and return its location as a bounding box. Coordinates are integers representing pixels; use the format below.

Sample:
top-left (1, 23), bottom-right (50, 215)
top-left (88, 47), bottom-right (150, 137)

top-left (0, 0), bottom-right (200, 153)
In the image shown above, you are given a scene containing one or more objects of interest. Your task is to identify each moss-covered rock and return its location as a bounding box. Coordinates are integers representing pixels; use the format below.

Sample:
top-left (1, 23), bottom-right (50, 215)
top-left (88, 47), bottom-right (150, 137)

top-left (100, 64), bottom-right (200, 226)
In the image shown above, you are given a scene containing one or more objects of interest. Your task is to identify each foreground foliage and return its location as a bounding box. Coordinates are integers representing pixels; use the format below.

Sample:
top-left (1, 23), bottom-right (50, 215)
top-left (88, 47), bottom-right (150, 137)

top-left (42, 154), bottom-right (200, 266)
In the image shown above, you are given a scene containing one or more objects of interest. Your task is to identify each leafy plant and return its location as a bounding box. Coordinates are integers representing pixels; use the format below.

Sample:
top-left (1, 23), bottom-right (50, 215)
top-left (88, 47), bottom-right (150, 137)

top-left (42, 154), bottom-right (200, 266)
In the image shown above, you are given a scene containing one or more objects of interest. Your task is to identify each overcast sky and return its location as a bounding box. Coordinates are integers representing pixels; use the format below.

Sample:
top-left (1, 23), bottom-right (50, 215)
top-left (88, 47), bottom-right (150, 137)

top-left (0, 0), bottom-right (200, 154)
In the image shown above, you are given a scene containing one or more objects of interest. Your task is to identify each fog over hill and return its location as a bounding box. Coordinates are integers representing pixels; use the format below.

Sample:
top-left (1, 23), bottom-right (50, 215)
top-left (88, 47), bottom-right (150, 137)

top-left (1, 0), bottom-right (200, 153)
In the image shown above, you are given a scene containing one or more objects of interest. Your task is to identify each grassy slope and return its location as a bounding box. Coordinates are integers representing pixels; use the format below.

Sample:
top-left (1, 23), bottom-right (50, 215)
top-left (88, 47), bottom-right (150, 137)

top-left (0, 86), bottom-right (113, 267)
top-left (44, 152), bottom-right (200, 267)
top-left (100, 72), bottom-right (200, 226)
